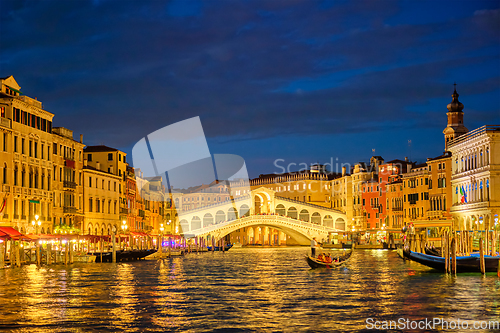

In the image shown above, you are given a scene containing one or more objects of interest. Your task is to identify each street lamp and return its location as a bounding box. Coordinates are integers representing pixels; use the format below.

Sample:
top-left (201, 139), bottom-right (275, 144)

top-left (32, 215), bottom-right (40, 235)
top-left (121, 220), bottom-right (128, 250)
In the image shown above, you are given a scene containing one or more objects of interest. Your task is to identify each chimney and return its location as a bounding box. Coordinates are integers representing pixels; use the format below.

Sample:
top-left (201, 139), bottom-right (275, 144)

top-left (342, 166), bottom-right (346, 176)
top-left (96, 162), bottom-right (100, 170)
top-left (405, 157), bottom-right (408, 162)
top-left (80, 134), bottom-right (83, 143)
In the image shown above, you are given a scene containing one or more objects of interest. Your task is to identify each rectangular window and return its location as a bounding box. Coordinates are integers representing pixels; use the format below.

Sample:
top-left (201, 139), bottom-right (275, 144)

top-left (89, 198), bottom-right (93, 212)
top-left (108, 153), bottom-right (113, 161)
top-left (89, 177), bottom-right (92, 187)
top-left (119, 154), bottom-right (121, 162)
top-left (53, 142), bottom-right (57, 155)
top-left (29, 140), bottom-right (32, 157)
top-left (34, 142), bottom-right (38, 158)
top-left (87, 154), bottom-right (92, 162)
top-left (13, 136), bottom-right (17, 152)
top-left (2, 133), bottom-right (6, 151)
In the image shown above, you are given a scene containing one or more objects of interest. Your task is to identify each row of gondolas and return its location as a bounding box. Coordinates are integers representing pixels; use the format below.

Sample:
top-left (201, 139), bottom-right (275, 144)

top-left (399, 245), bottom-right (499, 273)
top-left (305, 246), bottom-right (499, 272)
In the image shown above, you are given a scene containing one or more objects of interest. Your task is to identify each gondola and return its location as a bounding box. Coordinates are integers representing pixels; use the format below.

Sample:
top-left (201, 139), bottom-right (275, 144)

top-left (424, 245), bottom-right (441, 257)
top-left (305, 251), bottom-right (352, 269)
top-left (207, 243), bottom-right (233, 252)
top-left (403, 249), bottom-right (499, 273)
top-left (92, 249), bottom-right (157, 263)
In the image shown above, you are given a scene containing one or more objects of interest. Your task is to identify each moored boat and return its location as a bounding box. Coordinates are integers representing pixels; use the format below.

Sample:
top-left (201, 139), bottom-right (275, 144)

top-left (92, 249), bottom-right (157, 263)
top-left (207, 243), bottom-right (233, 251)
top-left (305, 251), bottom-right (352, 269)
top-left (403, 249), bottom-right (499, 273)
top-left (424, 246), bottom-right (441, 257)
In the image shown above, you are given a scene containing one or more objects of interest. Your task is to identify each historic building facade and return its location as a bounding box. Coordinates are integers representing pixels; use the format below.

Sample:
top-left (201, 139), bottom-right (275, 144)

top-left (0, 76), bottom-right (56, 234)
top-left (448, 125), bottom-right (500, 231)
top-left (82, 163), bottom-right (121, 235)
top-left (51, 127), bottom-right (85, 233)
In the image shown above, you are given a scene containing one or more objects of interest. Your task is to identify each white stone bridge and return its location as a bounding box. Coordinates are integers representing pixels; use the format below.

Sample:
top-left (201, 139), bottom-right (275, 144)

top-left (178, 187), bottom-right (347, 245)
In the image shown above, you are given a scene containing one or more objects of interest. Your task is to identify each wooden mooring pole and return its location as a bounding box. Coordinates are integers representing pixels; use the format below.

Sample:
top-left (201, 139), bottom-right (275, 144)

top-left (451, 237), bottom-right (457, 275)
top-left (112, 232), bottom-right (117, 263)
top-left (36, 243), bottom-right (41, 266)
top-left (479, 237), bottom-right (485, 275)
top-left (0, 242), bottom-right (4, 268)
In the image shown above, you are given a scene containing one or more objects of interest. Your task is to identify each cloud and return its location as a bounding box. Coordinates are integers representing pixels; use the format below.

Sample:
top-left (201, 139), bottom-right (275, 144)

top-left (0, 0), bottom-right (498, 164)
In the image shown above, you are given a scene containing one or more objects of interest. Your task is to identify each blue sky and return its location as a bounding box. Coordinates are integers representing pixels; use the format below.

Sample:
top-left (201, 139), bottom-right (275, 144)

top-left (1, 0), bottom-right (499, 178)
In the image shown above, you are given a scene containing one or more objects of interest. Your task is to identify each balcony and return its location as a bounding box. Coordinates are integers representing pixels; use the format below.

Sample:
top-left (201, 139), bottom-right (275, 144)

top-left (120, 207), bottom-right (128, 214)
top-left (21, 215), bottom-right (27, 220)
top-left (0, 117), bottom-right (11, 129)
top-left (14, 214), bottom-right (19, 220)
top-left (63, 181), bottom-right (77, 189)
top-left (63, 206), bottom-right (77, 214)
top-left (426, 211), bottom-right (445, 219)
top-left (2, 184), bottom-right (10, 192)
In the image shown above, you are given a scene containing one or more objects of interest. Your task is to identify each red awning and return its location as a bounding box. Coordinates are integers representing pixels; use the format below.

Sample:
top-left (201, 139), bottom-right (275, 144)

top-left (0, 226), bottom-right (24, 240)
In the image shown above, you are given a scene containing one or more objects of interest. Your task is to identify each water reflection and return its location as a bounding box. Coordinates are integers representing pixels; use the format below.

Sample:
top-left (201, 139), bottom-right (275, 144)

top-left (0, 248), bottom-right (499, 332)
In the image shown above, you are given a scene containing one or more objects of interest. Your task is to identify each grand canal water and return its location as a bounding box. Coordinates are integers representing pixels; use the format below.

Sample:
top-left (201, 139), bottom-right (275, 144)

top-left (1, 247), bottom-right (499, 332)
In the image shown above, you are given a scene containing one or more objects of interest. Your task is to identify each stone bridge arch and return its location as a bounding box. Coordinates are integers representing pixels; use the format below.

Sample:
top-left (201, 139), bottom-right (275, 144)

top-left (188, 215), bottom-right (342, 245)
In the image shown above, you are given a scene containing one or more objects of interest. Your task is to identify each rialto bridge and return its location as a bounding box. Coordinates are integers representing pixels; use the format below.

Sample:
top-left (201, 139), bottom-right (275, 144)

top-left (178, 187), bottom-right (348, 245)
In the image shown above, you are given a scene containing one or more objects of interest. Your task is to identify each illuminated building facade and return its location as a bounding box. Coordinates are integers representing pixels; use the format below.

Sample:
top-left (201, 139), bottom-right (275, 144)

top-left (448, 125), bottom-right (500, 230)
top-left (1, 76), bottom-right (62, 234)
top-left (51, 127), bottom-right (85, 233)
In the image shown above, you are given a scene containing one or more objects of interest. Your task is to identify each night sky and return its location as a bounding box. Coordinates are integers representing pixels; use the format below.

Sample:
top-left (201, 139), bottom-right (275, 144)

top-left (1, 0), bottom-right (499, 178)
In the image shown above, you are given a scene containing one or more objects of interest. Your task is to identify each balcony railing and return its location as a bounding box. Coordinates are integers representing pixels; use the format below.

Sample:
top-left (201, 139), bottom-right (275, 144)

top-left (0, 117), bottom-right (11, 129)
top-left (63, 206), bottom-right (77, 214)
top-left (63, 181), bottom-right (77, 189)
top-left (448, 125), bottom-right (500, 147)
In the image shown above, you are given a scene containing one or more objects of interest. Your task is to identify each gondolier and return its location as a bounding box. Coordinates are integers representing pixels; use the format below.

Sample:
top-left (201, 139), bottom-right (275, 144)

top-left (311, 237), bottom-right (319, 257)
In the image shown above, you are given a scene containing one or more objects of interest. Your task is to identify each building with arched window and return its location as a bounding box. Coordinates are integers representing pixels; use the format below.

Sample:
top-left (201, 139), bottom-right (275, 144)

top-left (448, 125), bottom-right (500, 231)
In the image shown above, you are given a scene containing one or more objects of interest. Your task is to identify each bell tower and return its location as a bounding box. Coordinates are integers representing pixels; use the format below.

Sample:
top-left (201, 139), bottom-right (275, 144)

top-left (443, 84), bottom-right (468, 151)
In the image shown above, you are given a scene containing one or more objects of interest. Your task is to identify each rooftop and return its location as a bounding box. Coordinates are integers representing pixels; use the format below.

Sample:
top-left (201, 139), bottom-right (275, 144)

top-left (84, 145), bottom-right (119, 153)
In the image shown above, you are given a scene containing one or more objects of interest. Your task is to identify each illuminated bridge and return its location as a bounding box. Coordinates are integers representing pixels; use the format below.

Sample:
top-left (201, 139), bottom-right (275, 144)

top-left (179, 187), bottom-right (347, 245)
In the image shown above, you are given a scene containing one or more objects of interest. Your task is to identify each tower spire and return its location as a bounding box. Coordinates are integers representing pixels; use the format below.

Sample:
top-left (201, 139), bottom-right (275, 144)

top-left (443, 83), bottom-right (468, 151)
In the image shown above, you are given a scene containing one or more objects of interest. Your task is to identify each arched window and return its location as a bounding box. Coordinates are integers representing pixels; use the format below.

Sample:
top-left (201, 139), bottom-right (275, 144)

top-left (2, 163), bottom-right (7, 184)
top-left (13, 165), bottom-right (18, 186)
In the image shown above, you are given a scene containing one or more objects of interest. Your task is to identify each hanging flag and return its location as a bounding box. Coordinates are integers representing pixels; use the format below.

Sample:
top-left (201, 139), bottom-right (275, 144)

top-left (460, 186), bottom-right (467, 204)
